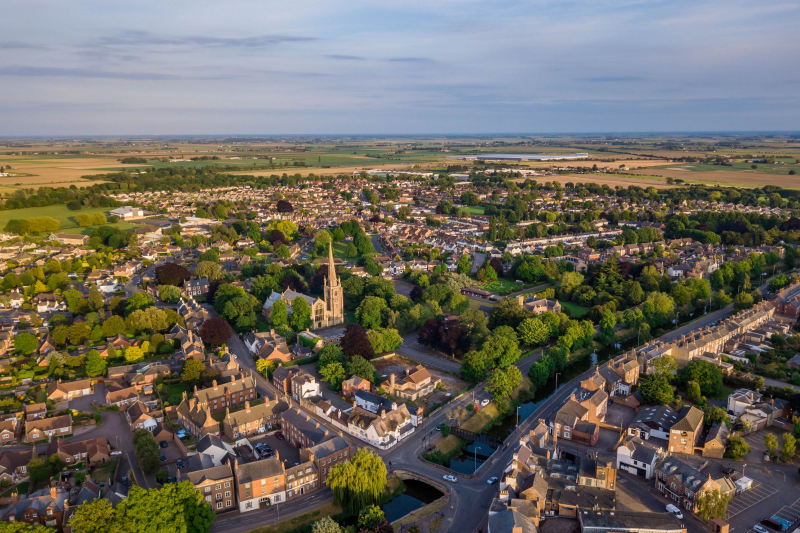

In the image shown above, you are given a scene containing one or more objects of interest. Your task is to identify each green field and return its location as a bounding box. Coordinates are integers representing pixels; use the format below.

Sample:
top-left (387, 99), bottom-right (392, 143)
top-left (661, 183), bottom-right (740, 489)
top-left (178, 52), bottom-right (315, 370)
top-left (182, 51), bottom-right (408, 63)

top-left (461, 205), bottom-right (485, 215)
top-left (558, 300), bottom-right (589, 318)
top-left (478, 279), bottom-right (522, 294)
top-left (651, 159), bottom-right (800, 175)
top-left (0, 204), bottom-right (135, 235)
top-left (331, 241), bottom-right (361, 262)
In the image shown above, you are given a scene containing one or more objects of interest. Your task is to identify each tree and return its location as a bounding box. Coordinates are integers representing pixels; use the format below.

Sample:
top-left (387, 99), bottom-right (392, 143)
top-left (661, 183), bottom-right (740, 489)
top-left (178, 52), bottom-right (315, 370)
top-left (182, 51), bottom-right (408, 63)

top-left (0, 523), bottom-right (52, 533)
top-left (119, 481), bottom-right (214, 533)
top-left (346, 243), bottom-right (358, 258)
top-left (102, 315), bottom-right (127, 338)
top-left (125, 292), bottom-right (155, 316)
top-left (198, 316), bottom-right (233, 346)
top-left (256, 359), bottom-right (277, 379)
top-left (782, 433), bottom-right (796, 462)
top-left (355, 296), bottom-right (388, 330)
top-left (290, 296), bottom-right (312, 331)
top-left (651, 355), bottom-right (677, 377)
top-left (357, 505), bottom-right (386, 530)
top-left (686, 381), bottom-right (702, 401)
top-left (312, 517), bottom-right (343, 533)
top-left (181, 358), bottom-right (205, 384)
top-left (271, 300), bottom-right (288, 327)
top-left (195, 261), bottom-right (225, 281)
top-left (487, 366), bottom-right (522, 401)
top-left (638, 373), bottom-right (674, 405)
top-left (132, 429), bottom-right (162, 475)
top-left (677, 360), bottom-right (723, 397)
top-left (341, 324), bottom-right (375, 359)
top-left (704, 406), bottom-right (728, 425)
top-left (456, 254), bottom-right (472, 275)
top-left (14, 332), bottom-right (38, 355)
top-left (726, 434), bottom-right (750, 460)
top-left (327, 448), bottom-right (387, 513)
top-left (695, 489), bottom-right (731, 522)
top-left (155, 262), bottom-right (192, 286)
top-left (734, 291), bottom-right (754, 311)
top-left (320, 362), bottom-right (346, 391)
top-left (89, 284), bottom-right (104, 311)
top-left (124, 346), bottom-right (145, 363)
top-left (347, 355), bottom-right (376, 383)
top-left (158, 284), bottom-right (183, 303)
top-left (314, 229), bottom-right (332, 248)
top-left (67, 497), bottom-right (117, 533)
top-left (765, 433), bottom-right (779, 458)
top-left (276, 244), bottom-right (291, 259)
top-left (85, 350), bottom-right (107, 377)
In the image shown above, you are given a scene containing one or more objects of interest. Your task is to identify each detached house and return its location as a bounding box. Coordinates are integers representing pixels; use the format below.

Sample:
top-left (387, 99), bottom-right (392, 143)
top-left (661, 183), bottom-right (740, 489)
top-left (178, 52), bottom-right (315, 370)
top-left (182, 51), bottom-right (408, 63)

top-left (380, 365), bottom-right (440, 401)
top-left (25, 415), bottom-right (73, 442)
top-left (46, 379), bottom-right (92, 402)
top-left (669, 406), bottom-right (704, 455)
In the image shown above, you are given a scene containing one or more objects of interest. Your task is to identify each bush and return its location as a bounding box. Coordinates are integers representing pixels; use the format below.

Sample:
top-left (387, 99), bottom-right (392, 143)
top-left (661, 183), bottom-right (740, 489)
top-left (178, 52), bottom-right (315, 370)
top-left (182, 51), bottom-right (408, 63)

top-left (441, 424), bottom-right (451, 437)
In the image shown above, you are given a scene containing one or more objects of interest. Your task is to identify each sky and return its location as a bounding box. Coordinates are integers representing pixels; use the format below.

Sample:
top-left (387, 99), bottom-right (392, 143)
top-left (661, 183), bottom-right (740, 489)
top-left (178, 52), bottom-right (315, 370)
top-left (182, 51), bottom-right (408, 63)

top-left (2, 0), bottom-right (799, 135)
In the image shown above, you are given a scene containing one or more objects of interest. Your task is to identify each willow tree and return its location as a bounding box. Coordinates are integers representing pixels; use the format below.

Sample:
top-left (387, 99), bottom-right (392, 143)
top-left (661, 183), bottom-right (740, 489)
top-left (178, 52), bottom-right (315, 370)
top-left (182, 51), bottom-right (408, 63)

top-left (327, 448), bottom-right (387, 512)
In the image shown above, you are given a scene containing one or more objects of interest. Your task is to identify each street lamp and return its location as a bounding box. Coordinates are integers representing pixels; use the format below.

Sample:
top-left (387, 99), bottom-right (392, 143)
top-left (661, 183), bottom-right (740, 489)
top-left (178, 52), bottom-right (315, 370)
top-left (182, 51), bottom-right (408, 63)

top-left (742, 463), bottom-right (747, 478)
top-left (555, 373), bottom-right (561, 390)
top-left (474, 445), bottom-right (482, 471)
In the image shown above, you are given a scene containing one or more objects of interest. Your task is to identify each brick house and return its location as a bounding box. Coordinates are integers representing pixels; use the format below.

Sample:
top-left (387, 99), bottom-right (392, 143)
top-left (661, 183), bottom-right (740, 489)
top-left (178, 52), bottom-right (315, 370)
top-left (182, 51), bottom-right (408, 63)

top-left (222, 399), bottom-right (289, 440)
top-left (193, 376), bottom-right (257, 414)
top-left (184, 464), bottom-right (235, 513)
top-left (655, 457), bottom-right (719, 512)
top-left (25, 415), bottom-right (73, 442)
top-left (281, 408), bottom-right (332, 449)
top-left (176, 394), bottom-right (219, 439)
top-left (0, 417), bottom-right (21, 444)
top-left (341, 375), bottom-right (370, 399)
top-left (46, 379), bottom-right (92, 402)
top-left (46, 437), bottom-right (111, 465)
top-left (105, 384), bottom-right (140, 408)
top-left (380, 365), bottom-right (440, 401)
top-left (299, 436), bottom-right (352, 485)
top-left (232, 456), bottom-right (286, 512)
top-left (550, 395), bottom-right (599, 446)
top-left (1, 486), bottom-right (68, 528)
top-left (272, 366), bottom-right (299, 395)
top-left (669, 406), bottom-right (704, 455)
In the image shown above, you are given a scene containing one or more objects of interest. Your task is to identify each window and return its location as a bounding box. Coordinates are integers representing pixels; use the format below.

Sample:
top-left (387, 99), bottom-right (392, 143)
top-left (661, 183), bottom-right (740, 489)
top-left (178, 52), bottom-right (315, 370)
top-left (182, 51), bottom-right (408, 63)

top-left (216, 484), bottom-right (221, 490)
top-left (205, 487), bottom-right (211, 493)
top-left (246, 492), bottom-right (251, 498)
top-left (225, 491), bottom-right (231, 498)
top-left (226, 501), bottom-right (232, 507)
top-left (205, 496), bottom-right (211, 502)
top-left (261, 479), bottom-right (266, 485)
top-left (217, 502), bottom-right (222, 509)
top-left (246, 502), bottom-right (252, 509)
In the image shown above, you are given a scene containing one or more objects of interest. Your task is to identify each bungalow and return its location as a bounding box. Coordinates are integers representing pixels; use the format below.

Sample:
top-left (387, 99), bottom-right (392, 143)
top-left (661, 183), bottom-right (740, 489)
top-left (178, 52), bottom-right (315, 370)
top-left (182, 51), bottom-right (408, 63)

top-left (46, 379), bottom-right (92, 402)
top-left (25, 415), bottom-right (73, 442)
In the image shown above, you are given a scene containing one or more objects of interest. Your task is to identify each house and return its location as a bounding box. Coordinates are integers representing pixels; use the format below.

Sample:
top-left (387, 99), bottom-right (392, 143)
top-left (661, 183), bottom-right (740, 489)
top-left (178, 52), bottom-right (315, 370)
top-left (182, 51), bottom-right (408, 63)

top-left (461, 287), bottom-right (493, 300)
top-left (284, 461), bottom-right (320, 501)
top-left (184, 463), bottom-right (236, 513)
top-left (380, 365), bottom-right (440, 401)
top-left (110, 206), bottom-right (144, 220)
top-left (655, 457), bottom-right (719, 512)
top-left (222, 399), bottom-right (289, 440)
top-left (49, 233), bottom-right (89, 246)
top-left (62, 481), bottom-right (105, 533)
top-left (46, 379), bottom-right (92, 402)
top-left (1, 486), bottom-right (68, 529)
top-left (488, 509), bottom-right (538, 533)
top-left (105, 385), bottom-right (139, 408)
top-left (628, 405), bottom-right (678, 441)
top-left (24, 403), bottom-right (47, 421)
top-left (516, 295), bottom-right (562, 315)
top-left (0, 448), bottom-right (36, 483)
top-left (346, 403), bottom-right (421, 449)
top-left (192, 376), bottom-right (257, 414)
top-left (703, 423), bottom-right (730, 459)
top-left (196, 434), bottom-right (235, 466)
top-left (616, 435), bottom-right (664, 479)
top-left (177, 298), bottom-right (211, 330)
top-left (281, 408), bottom-right (333, 448)
top-left (184, 278), bottom-right (210, 298)
top-left (550, 395), bottom-right (599, 446)
top-left (354, 390), bottom-right (394, 414)
top-left (125, 401), bottom-right (163, 432)
top-left (272, 365), bottom-right (300, 394)
top-left (727, 389), bottom-right (762, 416)
top-left (299, 436), bottom-right (352, 485)
top-left (0, 417), bottom-right (20, 444)
top-left (25, 415), bottom-right (73, 442)
top-left (176, 395), bottom-right (219, 438)
top-left (669, 406), bottom-right (704, 455)
top-left (232, 456), bottom-right (286, 512)
top-left (291, 371), bottom-right (321, 401)
top-left (46, 436), bottom-right (111, 465)
top-left (342, 375), bottom-right (371, 399)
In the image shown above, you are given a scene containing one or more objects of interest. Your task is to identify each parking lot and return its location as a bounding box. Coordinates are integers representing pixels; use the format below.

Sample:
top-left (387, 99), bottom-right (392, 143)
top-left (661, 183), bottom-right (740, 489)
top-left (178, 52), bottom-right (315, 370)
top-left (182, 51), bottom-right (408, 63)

top-left (247, 433), bottom-right (301, 467)
top-left (727, 482), bottom-right (779, 518)
top-left (738, 497), bottom-right (800, 533)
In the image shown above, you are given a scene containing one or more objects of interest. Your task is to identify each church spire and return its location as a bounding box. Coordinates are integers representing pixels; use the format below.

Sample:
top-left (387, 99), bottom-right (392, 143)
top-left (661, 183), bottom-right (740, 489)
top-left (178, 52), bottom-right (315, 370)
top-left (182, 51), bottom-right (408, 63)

top-left (327, 241), bottom-right (339, 287)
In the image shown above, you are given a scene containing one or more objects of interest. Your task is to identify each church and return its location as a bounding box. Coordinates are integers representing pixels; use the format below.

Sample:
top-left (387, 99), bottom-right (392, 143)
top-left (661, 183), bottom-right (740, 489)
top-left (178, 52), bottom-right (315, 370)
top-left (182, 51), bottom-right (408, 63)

top-left (262, 242), bottom-right (344, 330)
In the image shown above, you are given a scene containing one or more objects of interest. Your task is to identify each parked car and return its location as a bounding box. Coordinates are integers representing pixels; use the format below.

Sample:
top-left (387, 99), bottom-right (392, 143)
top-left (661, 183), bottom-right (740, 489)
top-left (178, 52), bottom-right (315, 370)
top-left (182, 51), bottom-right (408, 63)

top-left (160, 454), bottom-right (166, 462)
top-left (436, 423), bottom-right (443, 431)
top-left (762, 519), bottom-right (785, 531)
top-left (665, 504), bottom-right (683, 520)
top-left (159, 441), bottom-right (168, 448)
top-left (443, 475), bottom-right (458, 483)
top-left (110, 450), bottom-right (122, 457)
top-left (276, 432), bottom-right (284, 440)
top-left (755, 526), bottom-right (771, 533)
top-left (480, 399), bottom-right (490, 407)
top-left (487, 477), bottom-right (498, 484)
top-left (722, 466), bottom-right (736, 475)
top-left (176, 460), bottom-right (184, 469)
top-left (121, 476), bottom-right (130, 486)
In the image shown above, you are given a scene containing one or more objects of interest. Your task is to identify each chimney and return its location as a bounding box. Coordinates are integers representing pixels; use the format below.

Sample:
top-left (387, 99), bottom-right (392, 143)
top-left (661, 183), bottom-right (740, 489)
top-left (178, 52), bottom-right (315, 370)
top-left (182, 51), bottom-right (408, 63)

top-left (353, 400), bottom-right (357, 408)
top-left (189, 398), bottom-right (197, 410)
top-left (212, 380), bottom-right (218, 390)
top-left (380, 409), bottom-right (386, 419)
top-left (225, 407), bottom-right (230, 418)
top-left (275, 450), bottom-right (279, 462)
top-left (182, 391), bottom-right (187, 401)
top-left (324, 429), bottom-right (329, 437)
top-left (11, 491), bottom-right (18, 504)
top-left (390, 374), bottom-right (395, 387)
top-left (50, 486), bottom-right (57, 499)
top-left (194, 385), bottom-right (198, 395)
top-left (232, 375), bottom-right (236, 385)
top-left (405, 367), bottom-right (411, 376)
top-left (391, 402), bottom-right (397, 411)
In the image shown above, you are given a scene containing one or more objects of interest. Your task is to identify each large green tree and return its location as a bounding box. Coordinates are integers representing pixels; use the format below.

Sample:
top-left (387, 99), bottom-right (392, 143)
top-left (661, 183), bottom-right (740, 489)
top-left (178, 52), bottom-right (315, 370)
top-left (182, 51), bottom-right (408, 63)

top-left (677, 360), bottom-right (723, 397)
top-left (291, 297), bottom-right (312, 331)
top-left (327, 448), bottom-right (387, 513)
top-left (638, 373), bottom-right (674, 405)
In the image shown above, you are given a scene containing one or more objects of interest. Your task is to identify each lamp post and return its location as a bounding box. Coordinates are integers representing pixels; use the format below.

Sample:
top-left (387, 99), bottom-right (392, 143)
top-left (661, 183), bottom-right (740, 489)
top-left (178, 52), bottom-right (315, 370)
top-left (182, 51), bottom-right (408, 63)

top-left (474, 445), bottom-right (481, 471)
top-left (742, 463), bottom-right (747, 478)
top-left (555, 373), bottom-right (561, 390)
top-left (516, 405), bottom-right (520, 428)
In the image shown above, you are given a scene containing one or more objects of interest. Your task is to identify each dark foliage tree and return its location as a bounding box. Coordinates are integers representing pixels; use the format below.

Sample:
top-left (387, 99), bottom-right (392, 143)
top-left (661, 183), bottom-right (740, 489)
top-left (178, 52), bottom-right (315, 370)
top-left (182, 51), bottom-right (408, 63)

top-left (276, 200), bottom-right (294, 213)
top-left (410, 285), bottom-right (424, 301)
top-left (489, 257), bottom-right (504, 276)
top-left (309, 265), bottom-right (328, 294)
top-left (269, 229), bottom-right (289, 245)
top-left (155, 262), bottom-right (191, 286)
top-left (341, 323), bottom-right (375, 360)
top-left (281, 272), bottom-right (306, 292)
top-left (198, 316), bottom-right (233, 346)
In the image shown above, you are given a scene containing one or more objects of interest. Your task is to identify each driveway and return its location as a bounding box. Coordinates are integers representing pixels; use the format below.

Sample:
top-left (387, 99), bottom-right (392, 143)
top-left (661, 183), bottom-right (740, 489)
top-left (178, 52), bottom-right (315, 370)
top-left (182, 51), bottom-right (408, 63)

top-left (69, 383), bottom-right (106, 411)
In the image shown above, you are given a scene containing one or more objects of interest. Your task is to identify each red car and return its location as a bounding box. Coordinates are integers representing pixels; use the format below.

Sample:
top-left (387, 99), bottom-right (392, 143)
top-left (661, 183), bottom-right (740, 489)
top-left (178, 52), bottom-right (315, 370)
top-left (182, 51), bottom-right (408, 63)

top-left (276, 432), bottom-right (284, 440)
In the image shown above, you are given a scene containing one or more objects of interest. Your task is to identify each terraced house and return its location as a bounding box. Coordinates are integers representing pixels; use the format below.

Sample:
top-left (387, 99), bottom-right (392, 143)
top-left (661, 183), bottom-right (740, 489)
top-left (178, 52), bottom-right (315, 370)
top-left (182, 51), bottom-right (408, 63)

top-left (193, 375), bottom-right (257, 414)
top-left (222, 399), bottom-right (289, 440)
top-left (232, 456), bottom-right (286, 512)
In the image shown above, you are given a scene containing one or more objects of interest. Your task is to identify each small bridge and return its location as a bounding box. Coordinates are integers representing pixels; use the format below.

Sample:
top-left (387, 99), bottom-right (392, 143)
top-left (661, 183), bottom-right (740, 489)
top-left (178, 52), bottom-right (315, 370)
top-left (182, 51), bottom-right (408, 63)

top-left (450, 427), bottom-right (504, 447)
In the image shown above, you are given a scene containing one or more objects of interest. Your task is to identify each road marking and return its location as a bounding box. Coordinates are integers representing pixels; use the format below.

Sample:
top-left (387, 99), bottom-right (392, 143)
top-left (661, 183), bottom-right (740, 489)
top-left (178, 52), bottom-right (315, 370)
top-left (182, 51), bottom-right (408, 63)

top-left (726, 482), bottom-right (778, 517)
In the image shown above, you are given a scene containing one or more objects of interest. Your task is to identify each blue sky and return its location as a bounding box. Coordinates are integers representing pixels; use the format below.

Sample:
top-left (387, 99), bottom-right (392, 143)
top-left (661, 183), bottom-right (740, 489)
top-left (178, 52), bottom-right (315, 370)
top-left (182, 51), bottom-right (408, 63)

top-left (2, 0), bottom-right (799, 135)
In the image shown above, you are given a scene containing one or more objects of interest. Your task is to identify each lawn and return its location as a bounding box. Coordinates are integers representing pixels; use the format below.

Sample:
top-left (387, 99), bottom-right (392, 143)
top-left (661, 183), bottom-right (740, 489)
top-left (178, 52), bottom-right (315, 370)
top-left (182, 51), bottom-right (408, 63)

top-left (557, 300), bottom-right (590, 318)
top-left (477, 279), bottom-right (521, 295)
top-left (331, 241), bottom-right (361, 262)
top-left (159, 382), bottom-right (192, 406)
top-left (461, 205), bottom-right (485, 215)
top-left (0, 204), bottom-right (135, 235)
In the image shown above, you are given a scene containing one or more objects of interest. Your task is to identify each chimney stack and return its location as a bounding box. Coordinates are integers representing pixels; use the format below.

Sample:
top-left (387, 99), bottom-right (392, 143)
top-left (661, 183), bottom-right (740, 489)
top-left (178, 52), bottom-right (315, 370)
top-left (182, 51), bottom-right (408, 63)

top-left (212, 380), bottom-right (218, 390)
top-left (245, 402), bottom-right (250, 412)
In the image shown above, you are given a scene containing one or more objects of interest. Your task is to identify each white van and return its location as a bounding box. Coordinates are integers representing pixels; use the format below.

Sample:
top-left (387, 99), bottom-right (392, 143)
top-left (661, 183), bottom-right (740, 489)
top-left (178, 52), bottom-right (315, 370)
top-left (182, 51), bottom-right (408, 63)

top-left (666, 504), bottom-right (683, 520)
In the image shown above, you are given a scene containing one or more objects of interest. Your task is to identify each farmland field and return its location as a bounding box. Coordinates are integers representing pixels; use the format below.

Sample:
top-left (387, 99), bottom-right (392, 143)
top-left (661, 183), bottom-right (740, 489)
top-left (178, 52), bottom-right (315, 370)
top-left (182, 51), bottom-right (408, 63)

top-left (0, 205), bottom-right (135, 234)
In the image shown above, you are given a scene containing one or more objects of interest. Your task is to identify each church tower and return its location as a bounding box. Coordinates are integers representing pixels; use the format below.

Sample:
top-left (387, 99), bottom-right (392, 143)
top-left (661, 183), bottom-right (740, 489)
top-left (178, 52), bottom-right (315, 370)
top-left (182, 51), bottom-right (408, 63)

top-left (324, 242), bottom-right (344, 326)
